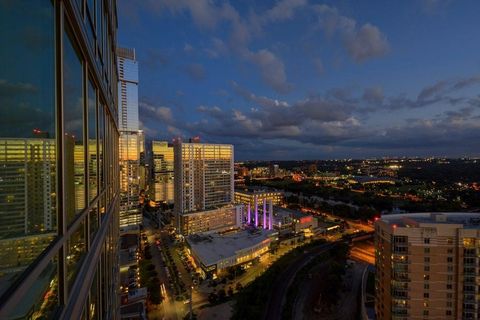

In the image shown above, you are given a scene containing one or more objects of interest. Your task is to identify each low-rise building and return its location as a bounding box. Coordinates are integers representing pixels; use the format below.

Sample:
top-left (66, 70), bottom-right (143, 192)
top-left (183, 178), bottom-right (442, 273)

top-left (186, 229), bottom-right (275, 278)
top-left (274, 207), bottom-right (319, 236)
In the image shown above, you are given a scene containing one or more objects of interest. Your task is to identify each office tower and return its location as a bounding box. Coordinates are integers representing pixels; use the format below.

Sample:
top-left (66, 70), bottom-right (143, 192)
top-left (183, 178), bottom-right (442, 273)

top-left (174, 141), bottom-right (234, 234)
top-left (117, 47), bottom-right (143, 232)
top-left (0, 1), bottom-right (120, 318)
top-left (152, 141), bottom-right (174, 204)
top-left (375, 212), bottom-right (480, 320)
top-left (138, 131), bottom-right (147, 192)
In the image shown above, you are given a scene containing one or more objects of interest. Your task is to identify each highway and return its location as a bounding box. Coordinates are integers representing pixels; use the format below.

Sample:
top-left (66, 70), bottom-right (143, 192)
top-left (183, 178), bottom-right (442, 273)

top-left (350, 241), bottom-right (375, 265)
top-left (263, 241), bottom-right (339, 320)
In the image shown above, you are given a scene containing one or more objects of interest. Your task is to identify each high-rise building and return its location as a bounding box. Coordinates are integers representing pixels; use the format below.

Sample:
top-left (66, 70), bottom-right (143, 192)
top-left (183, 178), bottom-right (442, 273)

top-left (234, 189), bottom-right (283, 207)
top-left (152, 141), bottom-right (174, 204)
top-left (174, 141), bottom-right (234, 234)
top-left (375, 212), bottom-right (480, 320)
top-left (0, 1), bottom-right (120, 318)
top-left (117, 47), bottom-right (143, 232)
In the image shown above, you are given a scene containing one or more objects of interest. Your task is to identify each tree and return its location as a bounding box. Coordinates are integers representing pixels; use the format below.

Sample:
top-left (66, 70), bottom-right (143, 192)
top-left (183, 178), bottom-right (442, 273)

top-left (208, 292), bottom-right (218, 304)
top-left (217, 288), bottom-right (226, 301)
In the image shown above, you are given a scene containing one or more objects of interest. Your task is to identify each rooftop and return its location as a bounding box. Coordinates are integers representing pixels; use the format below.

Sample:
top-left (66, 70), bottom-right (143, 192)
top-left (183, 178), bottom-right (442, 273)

top-left (379, 212), bottom-right (480, 228)
top-left (274, 206), bottom-right (310, 219)
top-left (235, 187), bottom-right (282, 195)
top-left (187, 229), bottom-right (274, 267)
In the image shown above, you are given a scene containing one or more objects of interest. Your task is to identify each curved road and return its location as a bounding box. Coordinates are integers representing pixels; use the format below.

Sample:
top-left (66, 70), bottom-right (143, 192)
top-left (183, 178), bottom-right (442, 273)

top-left (264, 241), bottom-right (341, 320)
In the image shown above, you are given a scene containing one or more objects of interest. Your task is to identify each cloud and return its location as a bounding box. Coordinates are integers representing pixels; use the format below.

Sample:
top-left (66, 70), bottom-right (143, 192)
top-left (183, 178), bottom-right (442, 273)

top-left (452, 75), bottom-right (480, 91)
top-left (0, 79), bottom-right (37, 96)
top-left (154, 0), bottom-right (221, 29)
top-left (142, 48), bottom-right (170, 69)
top-left (143, 0), bottom-right (294, 93)
top-left (421, 0), bottom-right (452, 14)
top-left (362, 86), bottom-right (384, 104)
top-left (184, 43), bottom-right (193, 53)
top-left (344, 23), bottom-right (389, 63)
top-left (144, 71), bottom-right (480, 158)
top-left (184, 63), bottom-right (206, 81)
top-left (315, 5), bottom-right (389, 63)
top-left (140, 102), bottom-right (174, 123)
top-left (197, 105), bottom-right (224, 118)
top-left (417, 80), bottom-right (448, 101)
top-left (359, 74), bottom-right (480, 112)
top-left (186, 87), bottom-right (360, 147)
top-left (204, 37), bottom-right (228, 58)
top-left (246, 49), bottom-right (292, 93)
top-left (232, 81), bottom-right (289, 108)
top-left (262, 0), bottom-right (308, 23)
top-left (346, 114), bottom-right (480, 152)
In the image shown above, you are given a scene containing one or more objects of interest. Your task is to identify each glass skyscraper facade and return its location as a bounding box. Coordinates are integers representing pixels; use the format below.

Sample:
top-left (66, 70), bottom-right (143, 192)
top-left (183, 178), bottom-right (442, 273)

top-left (0, 0), bottom-right (120, 318)
top-left (117, 47), bottom-right (143, 232)
top-left (152, 141), bottom-right (174, 204)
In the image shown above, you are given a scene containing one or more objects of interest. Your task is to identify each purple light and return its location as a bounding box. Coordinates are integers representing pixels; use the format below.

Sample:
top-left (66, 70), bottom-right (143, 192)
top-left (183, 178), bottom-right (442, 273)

top-left (254, 198), bottom-right (258, 227)
top-left (269, 200), bottom-right (273, 230)
top-left (263, 199), bottom-right (267, 229)
top-left (247, 204), bottom-right (251, 224)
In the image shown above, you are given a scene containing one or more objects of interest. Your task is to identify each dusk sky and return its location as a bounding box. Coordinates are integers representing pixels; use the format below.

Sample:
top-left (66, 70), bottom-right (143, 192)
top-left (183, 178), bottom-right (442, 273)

top-left (117, 0), bottom-right (480, 160)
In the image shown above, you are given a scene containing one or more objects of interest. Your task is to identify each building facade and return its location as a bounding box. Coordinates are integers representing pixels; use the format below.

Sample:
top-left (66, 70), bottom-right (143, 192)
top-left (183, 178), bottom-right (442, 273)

top-left (375, 212), bottom-right (480, 320)
top-left (152, 141), bottom-right (174, 204)
top-left (234, 189), bottom-right (283, 207)
top-left (174, 142), bottom-right (234, 233)
top-left (186, 229), bottom-right (273, 278)
top-left (0, 1), bottom-right (120, 318)
top-left (180, 205), bottom-right (243, 236)
top-left (117, 47), bottom-right (143, 232)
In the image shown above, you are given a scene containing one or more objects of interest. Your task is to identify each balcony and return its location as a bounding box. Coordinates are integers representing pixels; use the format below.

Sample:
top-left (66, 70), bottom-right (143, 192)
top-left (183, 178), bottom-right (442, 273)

top-left (392, 307), bottom-right (408, 316)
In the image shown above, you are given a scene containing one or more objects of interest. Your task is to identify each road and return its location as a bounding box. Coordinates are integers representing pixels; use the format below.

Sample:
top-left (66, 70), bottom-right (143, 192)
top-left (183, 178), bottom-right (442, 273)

top-left (144, 220), bottom-right (184, 320)
top-left (350, 241), bottom-right (375, 265)
top-left (264, 241), bottom-right (339, 320)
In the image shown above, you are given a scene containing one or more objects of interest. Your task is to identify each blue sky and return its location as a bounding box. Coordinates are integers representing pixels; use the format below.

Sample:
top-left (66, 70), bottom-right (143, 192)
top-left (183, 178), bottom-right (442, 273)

top-left (117, 0), bottom-right (480, 160)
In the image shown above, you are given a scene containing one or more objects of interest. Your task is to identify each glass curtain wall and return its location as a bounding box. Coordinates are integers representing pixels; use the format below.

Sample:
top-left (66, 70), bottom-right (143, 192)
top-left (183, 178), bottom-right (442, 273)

top-left (0, 0), bottom-right (119, 318)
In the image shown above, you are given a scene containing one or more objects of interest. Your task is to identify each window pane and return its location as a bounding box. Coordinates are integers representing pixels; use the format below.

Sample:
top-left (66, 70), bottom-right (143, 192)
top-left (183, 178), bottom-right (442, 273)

top-left (66, 219), bottom-right (86, 294)
top-left (98, 104), bottom-right (104, 191)
top-left (0, 0), bottom-right (56, 296)
top-left (88, 79), bottom-right (98, 202)
top-left (4, 253), bottom-right (60, 319)
top-left (64, 24), bottom-right (85, 224)
top-left (89, 270), bottom-right (99, 319)
top-left (90, 204), bottom-right (98, 239)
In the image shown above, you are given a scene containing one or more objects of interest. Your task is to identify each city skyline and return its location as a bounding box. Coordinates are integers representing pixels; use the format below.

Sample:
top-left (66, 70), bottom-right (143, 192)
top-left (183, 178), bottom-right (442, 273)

top-left (1, 1), bottom-right (480, 320)
top-left (118, 0), bottom-right (480, 160)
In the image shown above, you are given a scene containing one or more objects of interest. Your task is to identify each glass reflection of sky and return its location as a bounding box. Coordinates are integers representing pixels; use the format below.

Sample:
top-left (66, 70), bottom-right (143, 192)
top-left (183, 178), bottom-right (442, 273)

top-left (0, 1), bottom-right (55, 139)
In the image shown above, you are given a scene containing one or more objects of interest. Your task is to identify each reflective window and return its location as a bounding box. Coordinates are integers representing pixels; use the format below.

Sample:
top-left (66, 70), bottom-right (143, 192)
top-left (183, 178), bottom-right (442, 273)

top-left (89, 270), bottom-right (99, 319)
top-left (66, 220), bottom-right (86, 294)
top-left (0, 0), bottom-right (56, 296)
top-left (4, 254), bottom-right (60, 319)
top-left (88, 79), bottom-right (98, 202)
top-left (63, 24), bottom-right (86, 224)
top-left (98, 104), bottom-right (105, 190)
top-left (90, 204), bottom-right (98, 239)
